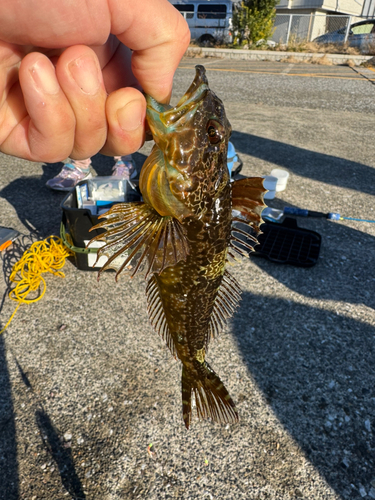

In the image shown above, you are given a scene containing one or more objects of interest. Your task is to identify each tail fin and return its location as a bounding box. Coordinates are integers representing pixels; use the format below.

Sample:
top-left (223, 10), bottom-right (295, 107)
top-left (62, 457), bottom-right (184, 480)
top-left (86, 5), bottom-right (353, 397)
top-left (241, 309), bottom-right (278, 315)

top-left (181, 363), bottom-right (238, 429)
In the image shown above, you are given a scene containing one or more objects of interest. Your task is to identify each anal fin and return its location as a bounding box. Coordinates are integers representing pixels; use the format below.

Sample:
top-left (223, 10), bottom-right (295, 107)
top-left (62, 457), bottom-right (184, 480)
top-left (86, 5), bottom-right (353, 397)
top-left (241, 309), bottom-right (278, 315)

top-left (207, 270), bottom-right (241, 343)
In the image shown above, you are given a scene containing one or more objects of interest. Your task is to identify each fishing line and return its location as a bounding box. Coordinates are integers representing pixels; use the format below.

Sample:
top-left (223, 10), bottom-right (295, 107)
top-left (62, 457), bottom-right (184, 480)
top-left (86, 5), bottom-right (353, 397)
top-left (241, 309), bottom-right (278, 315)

top-left (0, 236), bottom-right (72, 334)
top-left (337, 216), bottom-right (375, 223)
top-left (263, 206), bottom-right (375, 224)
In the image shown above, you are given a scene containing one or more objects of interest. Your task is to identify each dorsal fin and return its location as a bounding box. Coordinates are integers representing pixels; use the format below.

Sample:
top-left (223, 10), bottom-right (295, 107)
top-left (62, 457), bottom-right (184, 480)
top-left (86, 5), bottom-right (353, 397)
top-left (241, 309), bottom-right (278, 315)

top-left (89, 202), bottom-right (189, 280)
top-left (146, 275), bottom-right (177, 358)
top-left (230, 177), bottom-right (267, 261)
top-left (207, 270), bottom-right (242, 345)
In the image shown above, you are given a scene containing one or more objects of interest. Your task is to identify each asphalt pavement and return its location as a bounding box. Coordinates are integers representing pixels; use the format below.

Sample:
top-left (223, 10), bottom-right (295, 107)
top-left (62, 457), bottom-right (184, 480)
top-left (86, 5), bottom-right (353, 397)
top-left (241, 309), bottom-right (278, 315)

top-left (1, 58), bottom-right (375, 500)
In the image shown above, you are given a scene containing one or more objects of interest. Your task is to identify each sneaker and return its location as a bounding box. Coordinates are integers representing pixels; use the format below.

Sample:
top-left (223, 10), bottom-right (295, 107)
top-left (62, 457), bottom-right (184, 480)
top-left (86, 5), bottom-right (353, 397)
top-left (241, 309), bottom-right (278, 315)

top-left (46, 163), bottom-right (92, 191)
top-left (112, 159), bottom-right (137, 180)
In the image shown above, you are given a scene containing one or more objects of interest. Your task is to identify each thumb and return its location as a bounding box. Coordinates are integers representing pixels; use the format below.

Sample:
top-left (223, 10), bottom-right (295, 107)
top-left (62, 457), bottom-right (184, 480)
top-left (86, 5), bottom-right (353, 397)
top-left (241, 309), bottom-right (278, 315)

top-left (109, 0), bottom-right (190, 103)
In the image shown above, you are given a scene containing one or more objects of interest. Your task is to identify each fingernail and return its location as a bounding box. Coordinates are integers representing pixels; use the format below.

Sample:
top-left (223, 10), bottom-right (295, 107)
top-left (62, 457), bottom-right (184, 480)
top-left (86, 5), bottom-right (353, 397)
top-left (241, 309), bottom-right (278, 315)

top-left (117, 100), bottom-right (145, 131)
top-left (68, 56), bottom-right (101, 95)
top-left (30, 59), bottom-right (60, 95)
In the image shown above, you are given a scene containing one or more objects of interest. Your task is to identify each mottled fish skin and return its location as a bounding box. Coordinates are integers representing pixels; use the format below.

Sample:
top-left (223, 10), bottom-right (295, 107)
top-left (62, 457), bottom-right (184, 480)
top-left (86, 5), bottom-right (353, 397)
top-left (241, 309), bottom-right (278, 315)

top-left (154, 199), bottom-right (236, 428)
top-left (90, 65), bottom-right (266, 428)
top-left (143, 66), bottom-right (238, 427)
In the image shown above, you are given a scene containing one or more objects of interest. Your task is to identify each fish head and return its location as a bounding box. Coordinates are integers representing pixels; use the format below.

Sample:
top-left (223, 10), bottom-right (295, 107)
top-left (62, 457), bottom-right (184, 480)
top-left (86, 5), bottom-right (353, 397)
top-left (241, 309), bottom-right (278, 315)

top-left (140, 65), bottom-right (231, 220)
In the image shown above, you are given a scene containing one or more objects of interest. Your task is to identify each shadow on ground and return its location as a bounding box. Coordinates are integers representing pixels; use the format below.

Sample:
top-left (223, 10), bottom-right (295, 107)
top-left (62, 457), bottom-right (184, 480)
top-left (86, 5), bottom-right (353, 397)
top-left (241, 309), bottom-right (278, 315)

top-left (250, 209), bottom-right (375, 310)
top-left (35, 409), bottom-right (86, 499)
top-left (0, 337), bottom-right (18, 500)
top-left (0, 152), bottom-right (148, 498)
top-left (231, 288), bottom-right (375, 499)
top-left (232, 130), bottom-right (375, 197)
top-left (1, 143), bottom-right (374, 498)
top-left (230, 129), bottom-right (375, 496)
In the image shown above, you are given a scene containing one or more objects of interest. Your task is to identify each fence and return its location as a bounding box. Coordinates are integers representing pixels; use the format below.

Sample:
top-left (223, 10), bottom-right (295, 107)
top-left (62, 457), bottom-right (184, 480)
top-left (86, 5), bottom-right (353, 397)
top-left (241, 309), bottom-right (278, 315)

top-left (272, 13), bottom-right (362, 45)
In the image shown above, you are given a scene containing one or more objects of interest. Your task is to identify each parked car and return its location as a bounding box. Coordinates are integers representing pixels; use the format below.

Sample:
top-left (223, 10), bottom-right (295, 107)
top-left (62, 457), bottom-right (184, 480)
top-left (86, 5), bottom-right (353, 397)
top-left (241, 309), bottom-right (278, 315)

top-left (313, 19), bottom-right (375, 53)
top-left (170, 0), bottom-right (233, 44)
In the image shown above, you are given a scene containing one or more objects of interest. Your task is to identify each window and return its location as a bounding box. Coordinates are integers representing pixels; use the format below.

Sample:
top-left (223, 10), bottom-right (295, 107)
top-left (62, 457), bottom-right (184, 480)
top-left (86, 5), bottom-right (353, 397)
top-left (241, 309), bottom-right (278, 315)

top-left (173, 4), bottom-right (194, 19)
top-left (197, 4), bottom-right (227, 19)
top-left (351, 22), bottom-right (375, 35)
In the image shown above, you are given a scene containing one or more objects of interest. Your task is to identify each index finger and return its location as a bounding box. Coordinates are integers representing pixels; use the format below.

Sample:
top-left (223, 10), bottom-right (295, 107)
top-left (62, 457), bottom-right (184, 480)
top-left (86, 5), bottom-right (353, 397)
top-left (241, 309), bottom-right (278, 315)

top-left (109, 0), bottom-right (190, 103)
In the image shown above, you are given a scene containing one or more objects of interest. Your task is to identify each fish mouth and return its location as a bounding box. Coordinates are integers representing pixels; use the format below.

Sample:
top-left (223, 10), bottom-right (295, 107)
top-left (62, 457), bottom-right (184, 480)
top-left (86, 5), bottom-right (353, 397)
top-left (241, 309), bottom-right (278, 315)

top-left (146, 65), bottom-right (209, 136)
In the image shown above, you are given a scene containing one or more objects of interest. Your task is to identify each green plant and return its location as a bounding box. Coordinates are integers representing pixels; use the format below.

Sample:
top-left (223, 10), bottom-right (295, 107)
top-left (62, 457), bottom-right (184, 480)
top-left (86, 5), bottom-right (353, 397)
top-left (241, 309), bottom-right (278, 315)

top-left (233, 0), bottom-right (277, 46)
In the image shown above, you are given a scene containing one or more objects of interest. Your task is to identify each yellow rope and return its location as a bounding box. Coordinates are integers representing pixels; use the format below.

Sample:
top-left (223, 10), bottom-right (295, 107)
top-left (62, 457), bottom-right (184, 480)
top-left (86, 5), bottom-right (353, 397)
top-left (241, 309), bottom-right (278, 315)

top-left (0, 236), bottom-right (72, 334)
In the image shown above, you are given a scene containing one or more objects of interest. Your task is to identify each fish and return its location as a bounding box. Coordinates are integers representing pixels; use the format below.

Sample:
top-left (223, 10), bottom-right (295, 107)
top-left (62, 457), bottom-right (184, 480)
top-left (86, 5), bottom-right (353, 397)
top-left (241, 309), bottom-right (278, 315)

top-left (89, 65), bottom-right (266, 429)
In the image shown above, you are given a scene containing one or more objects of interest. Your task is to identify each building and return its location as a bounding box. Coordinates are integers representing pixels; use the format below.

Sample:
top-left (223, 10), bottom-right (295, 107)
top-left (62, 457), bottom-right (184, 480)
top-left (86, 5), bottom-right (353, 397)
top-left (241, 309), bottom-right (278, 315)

top-left (273, 0), bottom-right (373, 43)
top-left (276, 0), bottom-right (367, 17)
top-left (362, 0), bottom-right (375, 17)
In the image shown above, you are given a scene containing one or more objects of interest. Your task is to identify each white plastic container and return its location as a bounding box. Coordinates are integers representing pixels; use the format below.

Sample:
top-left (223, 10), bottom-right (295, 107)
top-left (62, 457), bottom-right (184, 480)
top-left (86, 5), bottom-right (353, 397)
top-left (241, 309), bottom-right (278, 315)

top-left (270, 169), bottom-right (290, 192)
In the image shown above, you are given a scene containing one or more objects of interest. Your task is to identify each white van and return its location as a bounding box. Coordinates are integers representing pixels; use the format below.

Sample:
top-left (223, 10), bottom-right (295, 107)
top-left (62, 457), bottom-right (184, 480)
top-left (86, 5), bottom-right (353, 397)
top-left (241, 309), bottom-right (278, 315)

top-left (170, 0), bottom-right (233, 44)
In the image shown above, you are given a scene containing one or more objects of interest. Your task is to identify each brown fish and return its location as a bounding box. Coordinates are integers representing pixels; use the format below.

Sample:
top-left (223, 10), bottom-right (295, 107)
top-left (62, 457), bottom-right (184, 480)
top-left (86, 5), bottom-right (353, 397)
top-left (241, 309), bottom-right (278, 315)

top-left (90, 65), bottom-right (266, 428)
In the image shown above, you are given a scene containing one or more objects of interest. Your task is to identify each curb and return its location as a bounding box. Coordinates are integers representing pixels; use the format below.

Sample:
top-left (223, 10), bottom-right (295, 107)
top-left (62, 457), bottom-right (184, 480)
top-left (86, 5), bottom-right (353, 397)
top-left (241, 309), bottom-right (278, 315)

top-left (186, 47), bottom-right (374, 67)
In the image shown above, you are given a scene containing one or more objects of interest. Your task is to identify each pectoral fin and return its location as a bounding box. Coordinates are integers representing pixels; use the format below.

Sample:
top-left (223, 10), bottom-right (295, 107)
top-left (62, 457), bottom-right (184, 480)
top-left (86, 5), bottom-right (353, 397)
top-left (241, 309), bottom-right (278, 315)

top-left (231, 177), bottom-right (267, 231)
top-left (230, 177), bottom-right (267, 260)
top-left (89, 202), bottom-right (189, 280)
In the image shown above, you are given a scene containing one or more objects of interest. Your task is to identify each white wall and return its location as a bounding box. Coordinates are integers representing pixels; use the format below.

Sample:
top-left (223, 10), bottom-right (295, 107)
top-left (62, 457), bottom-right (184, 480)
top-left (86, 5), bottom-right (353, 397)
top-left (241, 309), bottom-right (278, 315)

top-left (276, 0), bottom-right (364, 16)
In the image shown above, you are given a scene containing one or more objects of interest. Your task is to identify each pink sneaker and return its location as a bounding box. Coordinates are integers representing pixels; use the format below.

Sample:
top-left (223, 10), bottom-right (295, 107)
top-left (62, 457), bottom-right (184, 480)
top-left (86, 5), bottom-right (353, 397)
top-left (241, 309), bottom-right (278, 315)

top-left (112, 159), bottom-right (137, 180)
top-left (46, 163), bottom-right (92, 191)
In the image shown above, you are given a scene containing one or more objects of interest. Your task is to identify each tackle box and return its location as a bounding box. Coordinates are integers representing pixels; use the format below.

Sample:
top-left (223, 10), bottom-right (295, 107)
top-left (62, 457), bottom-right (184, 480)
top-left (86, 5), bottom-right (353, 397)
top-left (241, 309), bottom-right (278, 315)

top-left (60, 177), bottom-right (141, 271)
top-left (253, 217), bottom-right (321, 267)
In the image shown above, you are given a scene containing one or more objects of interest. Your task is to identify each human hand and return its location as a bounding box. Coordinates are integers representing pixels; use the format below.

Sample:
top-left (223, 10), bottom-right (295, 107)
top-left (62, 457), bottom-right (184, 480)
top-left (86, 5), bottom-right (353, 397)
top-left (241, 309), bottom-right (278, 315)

top-left (0, 0), bottom-right (190, 162)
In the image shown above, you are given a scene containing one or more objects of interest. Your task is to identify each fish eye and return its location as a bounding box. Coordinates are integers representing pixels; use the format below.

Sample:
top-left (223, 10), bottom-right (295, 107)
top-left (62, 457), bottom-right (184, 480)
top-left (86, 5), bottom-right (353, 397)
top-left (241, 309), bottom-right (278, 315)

top-left (206, 120), bottom-right (223, 145)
